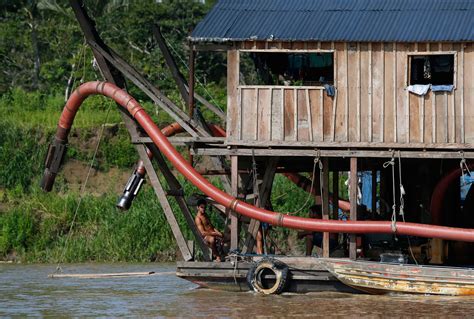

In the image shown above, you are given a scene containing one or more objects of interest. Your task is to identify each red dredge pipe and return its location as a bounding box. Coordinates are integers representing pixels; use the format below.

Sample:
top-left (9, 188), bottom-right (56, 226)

top-left (41, 81), bottom-right (474, 242)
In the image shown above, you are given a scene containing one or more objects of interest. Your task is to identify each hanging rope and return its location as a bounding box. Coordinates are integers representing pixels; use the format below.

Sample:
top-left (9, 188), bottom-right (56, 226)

top-left (290, 156), bottom-right (321, 215)
top-left (52, 107), bottom-right (112, 275)
top-left (383, 153), bottom-right (397, 235)
top-left (460, 152), bottom-right (472, 187)
top-left (397, 152), bottom-right (419, 265)
top-left (397, 151), bottom-right (405, 217)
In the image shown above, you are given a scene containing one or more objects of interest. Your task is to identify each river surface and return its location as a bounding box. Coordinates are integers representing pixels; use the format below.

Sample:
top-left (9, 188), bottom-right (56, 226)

top-left (1, 263), bottom-right (474, 317)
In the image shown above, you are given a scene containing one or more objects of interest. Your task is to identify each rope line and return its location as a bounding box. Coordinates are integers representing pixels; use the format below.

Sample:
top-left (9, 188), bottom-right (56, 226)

top-left (53, 107), bottom-right (112, 274)
top-left (290, 156), bottom-right (320, 215)
top-left (383, 155), bottom-right (397, 235)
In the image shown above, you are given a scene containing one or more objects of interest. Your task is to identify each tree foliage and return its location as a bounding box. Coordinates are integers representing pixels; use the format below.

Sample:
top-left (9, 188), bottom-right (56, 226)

top-left (0, 0), bottom-right (224, 99)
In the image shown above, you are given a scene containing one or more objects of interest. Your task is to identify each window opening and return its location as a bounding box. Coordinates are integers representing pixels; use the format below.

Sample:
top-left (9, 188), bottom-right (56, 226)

top-left (240, 52), bottom-right (334, 86)
top-left (409, 54), bottom-right (454, 86)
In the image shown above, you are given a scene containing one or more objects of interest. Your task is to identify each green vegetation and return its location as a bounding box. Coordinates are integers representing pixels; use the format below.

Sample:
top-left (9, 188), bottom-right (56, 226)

top-left (0, 1), bottom-right (344, 263)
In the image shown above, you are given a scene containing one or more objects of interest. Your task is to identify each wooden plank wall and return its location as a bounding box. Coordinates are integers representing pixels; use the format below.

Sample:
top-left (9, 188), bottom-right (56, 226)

top-left (228, 42), bottom-right (474, 147)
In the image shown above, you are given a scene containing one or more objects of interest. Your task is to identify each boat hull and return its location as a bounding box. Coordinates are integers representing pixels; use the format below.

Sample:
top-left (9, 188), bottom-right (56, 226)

top-left (320, 259), bottom-right (474, 296)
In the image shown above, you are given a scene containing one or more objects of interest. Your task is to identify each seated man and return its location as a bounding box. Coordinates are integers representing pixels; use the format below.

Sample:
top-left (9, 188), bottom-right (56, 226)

top-left (194, 199), bottom-right (223, 261)
top-left (299, 204), bottom-right (338, 256)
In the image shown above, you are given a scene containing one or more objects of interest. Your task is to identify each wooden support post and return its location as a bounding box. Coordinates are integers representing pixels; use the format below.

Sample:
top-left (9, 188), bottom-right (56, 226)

top-left (136, 145), bottom-right (193, 261)
top-left (322, 158), bottom-right (330, 258)
top-left (230, 155), bottom-right (239, 250)
top-left (371, 170), bottom-right (377, 215)
top-left (241, 158), bottom-right (278, 254)
top-left (188, 47), bottom-right (195, 166)
top-left (350, 158), bottom-right (358, 260)
top-left (332, 171), bottom-right (339, 220)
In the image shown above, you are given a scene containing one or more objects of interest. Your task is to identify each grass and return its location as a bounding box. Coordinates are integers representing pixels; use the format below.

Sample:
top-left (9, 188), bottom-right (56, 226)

top-left (0, 86), bottom-right (341, 263)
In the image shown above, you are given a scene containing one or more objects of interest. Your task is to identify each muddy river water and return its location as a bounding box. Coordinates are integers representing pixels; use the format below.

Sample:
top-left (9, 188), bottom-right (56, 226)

top-left (1, 263), bottom-right (473, 317)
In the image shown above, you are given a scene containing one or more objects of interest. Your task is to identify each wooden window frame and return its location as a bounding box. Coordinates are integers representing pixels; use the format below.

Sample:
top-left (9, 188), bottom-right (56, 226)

top-left (238, 49), bottom-right (336, 88)
top-left (407, 51), bottom-right (457, 88)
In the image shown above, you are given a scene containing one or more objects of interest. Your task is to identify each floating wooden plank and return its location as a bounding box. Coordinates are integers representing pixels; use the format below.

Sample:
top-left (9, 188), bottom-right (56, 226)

top-left (48, 271), bottom-right (173, 279)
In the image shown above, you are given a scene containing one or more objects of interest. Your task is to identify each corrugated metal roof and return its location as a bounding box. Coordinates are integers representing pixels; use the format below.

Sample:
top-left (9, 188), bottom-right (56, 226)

top-left (191, 0), bottom-right (474, 42)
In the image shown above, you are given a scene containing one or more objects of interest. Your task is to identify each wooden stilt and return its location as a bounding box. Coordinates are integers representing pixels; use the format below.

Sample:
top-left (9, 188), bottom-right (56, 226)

top-left (230, 155), bottom-right (239, 250)
top-left (332, 171), bottom-right (339, 219)
top-left (350, 157), bottom-right (358, 260)
top-left (322, 158), bottom-right (330, 258)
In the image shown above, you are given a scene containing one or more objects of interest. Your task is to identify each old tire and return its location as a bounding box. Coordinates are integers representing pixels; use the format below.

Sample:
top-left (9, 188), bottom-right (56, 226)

top-left (247, 258), bottom-right (289, 294)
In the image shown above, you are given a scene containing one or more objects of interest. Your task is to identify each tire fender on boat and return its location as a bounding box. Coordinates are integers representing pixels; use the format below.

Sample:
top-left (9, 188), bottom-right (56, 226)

top-left (246, 258), bottom-right (289, 294)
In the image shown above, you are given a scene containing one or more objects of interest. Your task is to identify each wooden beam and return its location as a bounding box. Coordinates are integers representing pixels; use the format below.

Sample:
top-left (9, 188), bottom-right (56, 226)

top-left (195, 148), bottom-right (474, 160)
top-left (332, 171), bottom-right (339, 220)
top-left (241, 157), bottom-right (278, 254)
top-left (136, 145), bottom-right (193, 261)
top-left (153, 24), bottom-right (189, 104)
top-left (146, 144), bottom-right (211, 261)
top-left (350, 157), bottom-right (358, 260)
top-left (322, 158), bottom-right (330, 258)
top-left (153, 25), bottom-right (226, 121)
top-left (230, 156), bottom-right (239, 250)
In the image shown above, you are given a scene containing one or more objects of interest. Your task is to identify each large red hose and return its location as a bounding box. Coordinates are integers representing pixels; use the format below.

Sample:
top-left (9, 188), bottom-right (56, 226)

top-left (157, 123), bottom-right (352, 211)
top-left (44, 81), bottom-right (474, 242)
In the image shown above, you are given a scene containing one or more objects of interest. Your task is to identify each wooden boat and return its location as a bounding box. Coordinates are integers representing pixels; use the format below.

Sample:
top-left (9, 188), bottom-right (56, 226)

top-left (319, 258), bottom-right (474, 296)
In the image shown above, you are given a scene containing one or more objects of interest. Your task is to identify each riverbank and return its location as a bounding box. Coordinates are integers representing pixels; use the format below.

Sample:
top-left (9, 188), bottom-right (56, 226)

top-left (0, 89), bottom-right (322, 263)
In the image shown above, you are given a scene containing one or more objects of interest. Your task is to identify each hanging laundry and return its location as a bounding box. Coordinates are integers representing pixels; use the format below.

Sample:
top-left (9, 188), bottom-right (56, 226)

top-left (431, 85), bottom-right (454, 92)
top-left (407, 84), bottom-right (431, 96)
top-left (324, 84), bottom-right (335, 97)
